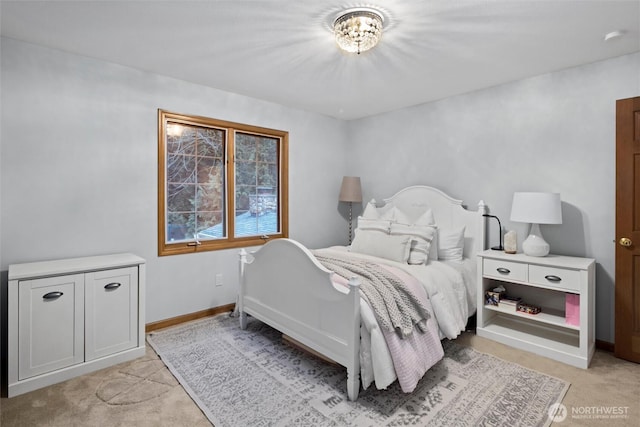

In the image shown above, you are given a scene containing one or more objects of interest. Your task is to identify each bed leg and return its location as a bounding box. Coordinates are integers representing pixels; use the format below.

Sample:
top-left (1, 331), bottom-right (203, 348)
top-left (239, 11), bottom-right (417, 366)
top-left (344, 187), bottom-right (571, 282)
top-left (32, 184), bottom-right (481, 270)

top-left (238, 248), bottom-right (248, 330)
top-left (239, 311), bottom-right (248, 330)
top-left (347, 367), bottom-right (360, 401)
top-left (347, 276), bottom-right (361, 401)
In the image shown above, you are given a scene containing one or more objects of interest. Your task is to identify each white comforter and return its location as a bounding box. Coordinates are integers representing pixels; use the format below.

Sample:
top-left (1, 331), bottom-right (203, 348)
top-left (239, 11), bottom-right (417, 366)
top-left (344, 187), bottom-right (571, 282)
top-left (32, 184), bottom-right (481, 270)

top-left (318, 246), bottom-right (476, 391)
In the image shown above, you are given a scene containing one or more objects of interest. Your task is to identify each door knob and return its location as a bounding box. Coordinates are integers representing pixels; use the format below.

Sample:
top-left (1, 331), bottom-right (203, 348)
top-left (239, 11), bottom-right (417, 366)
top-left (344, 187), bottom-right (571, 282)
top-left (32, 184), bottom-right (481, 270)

top-left (619, 237), bottom-right (633, 247)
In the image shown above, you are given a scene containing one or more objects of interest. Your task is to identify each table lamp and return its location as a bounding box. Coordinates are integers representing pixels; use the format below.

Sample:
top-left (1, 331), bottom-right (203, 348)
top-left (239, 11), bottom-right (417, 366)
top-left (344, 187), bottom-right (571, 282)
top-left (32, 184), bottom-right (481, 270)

top-left (482, 214), bottom-right (504, 250)
top-left (510, 192), bottom-right (562, 257)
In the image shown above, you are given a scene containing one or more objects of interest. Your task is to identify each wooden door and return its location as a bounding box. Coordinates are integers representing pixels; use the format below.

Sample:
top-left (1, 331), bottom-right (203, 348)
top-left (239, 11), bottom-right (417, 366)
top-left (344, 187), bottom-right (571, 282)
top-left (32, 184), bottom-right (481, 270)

top-left (615, 96), bottom-right (640, 363)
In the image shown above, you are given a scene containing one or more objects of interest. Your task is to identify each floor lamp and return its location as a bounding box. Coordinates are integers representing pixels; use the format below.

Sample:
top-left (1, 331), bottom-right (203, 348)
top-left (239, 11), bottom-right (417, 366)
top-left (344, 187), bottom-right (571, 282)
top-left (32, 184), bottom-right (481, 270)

top-left (339, 176), bottom-right (362, 244)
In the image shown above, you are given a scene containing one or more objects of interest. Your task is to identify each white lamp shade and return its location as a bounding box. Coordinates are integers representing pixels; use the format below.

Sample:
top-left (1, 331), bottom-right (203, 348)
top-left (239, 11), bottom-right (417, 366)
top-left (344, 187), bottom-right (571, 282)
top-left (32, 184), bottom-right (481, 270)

top-left (510, 192), bottom-right (562, 224)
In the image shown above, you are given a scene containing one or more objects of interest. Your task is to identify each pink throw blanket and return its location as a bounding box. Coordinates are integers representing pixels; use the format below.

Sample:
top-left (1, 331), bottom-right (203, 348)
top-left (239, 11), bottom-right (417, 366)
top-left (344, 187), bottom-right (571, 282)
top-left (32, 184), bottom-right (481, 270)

top-left (332, 264), bottom-right (444, 393)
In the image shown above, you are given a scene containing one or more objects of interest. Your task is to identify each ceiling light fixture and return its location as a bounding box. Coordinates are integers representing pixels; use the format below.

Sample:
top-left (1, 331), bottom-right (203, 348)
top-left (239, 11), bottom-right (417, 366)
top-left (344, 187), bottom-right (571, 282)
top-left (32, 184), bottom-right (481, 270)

top-left (334, 8), bottom-right (384, 54)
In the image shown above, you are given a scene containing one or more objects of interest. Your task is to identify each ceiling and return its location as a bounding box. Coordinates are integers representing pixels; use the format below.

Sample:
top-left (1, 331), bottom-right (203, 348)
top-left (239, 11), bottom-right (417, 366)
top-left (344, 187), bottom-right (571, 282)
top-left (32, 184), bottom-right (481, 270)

top-left (1, 1), bottom-right (639, 120)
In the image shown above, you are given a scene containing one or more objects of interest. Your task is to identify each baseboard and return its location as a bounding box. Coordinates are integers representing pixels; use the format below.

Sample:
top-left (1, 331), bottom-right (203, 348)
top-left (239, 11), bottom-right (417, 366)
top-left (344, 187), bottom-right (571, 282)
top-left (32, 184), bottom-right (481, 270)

top-left (145, 303), bottom-right (235, 332)
top-left (596, 339), bottom-right (614, 352)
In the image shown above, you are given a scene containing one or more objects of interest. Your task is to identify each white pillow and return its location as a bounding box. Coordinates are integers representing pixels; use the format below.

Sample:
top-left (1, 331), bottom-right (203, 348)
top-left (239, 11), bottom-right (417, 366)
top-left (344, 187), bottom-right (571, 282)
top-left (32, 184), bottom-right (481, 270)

top-left (390, 223), bottom-right (437, 265)
top-left (394, 208), bottom-right (436, 226)
top-left (438, 226), bottom-right (466, 261)
top-left (429, 231), bottom-right (439, 261)
top-left (362, 200), bottom-right (395, 220)
top-left (350, 229), bottom-right (412, 263)
top-left (356, 217), bottom-right (391, 234)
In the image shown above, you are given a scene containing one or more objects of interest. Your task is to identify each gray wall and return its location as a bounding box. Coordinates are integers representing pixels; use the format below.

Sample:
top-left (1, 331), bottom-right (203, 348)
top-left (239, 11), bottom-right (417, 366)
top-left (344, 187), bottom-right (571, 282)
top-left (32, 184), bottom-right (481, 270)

top-left (0, 37), bottom-right (349, 323)
top-left (347, 52), bottom-right (640, 343)
top-left (2, 36), bottom-right (638, 343)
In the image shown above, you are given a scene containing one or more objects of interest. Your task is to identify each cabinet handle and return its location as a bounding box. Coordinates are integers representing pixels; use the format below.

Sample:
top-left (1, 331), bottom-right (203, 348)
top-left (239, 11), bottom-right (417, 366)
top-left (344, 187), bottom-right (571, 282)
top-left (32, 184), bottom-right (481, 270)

top-left (496, 267), bottom-right (511, 274)
top-left (545, 275), bottom-right (562, 282)
top-left (104, 282), bottom-right (122, 290)
top-left (43, 291), bottom-right (63, 300)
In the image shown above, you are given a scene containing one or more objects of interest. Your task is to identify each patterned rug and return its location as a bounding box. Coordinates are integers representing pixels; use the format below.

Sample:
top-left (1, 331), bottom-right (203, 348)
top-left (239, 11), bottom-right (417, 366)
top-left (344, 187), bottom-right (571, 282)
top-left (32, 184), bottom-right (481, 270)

top-left (147, 314), bottom-right (569, 427)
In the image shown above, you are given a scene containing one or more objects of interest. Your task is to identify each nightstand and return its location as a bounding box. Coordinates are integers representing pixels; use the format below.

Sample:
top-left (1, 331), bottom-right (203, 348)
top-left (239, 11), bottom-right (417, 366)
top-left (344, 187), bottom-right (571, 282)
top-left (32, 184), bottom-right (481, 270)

top-left (476, 250), bottom-right (595, 368)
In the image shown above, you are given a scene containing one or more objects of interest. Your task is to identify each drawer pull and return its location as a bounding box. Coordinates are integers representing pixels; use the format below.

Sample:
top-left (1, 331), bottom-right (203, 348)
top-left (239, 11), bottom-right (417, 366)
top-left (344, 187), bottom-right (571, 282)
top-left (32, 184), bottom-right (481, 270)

top-left (496, 267), bottom-right (511, 274)
top-left (43, 291), bottom-right (63, 300)
top-left (545, 275), bottom-right (562, 282)
top-left (104, 282), bottom-right (122, 290)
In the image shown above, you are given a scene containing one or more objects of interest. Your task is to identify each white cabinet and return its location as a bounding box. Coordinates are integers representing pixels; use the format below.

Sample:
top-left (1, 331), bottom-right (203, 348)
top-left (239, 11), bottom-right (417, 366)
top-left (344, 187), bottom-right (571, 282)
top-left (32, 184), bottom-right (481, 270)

top-left (8, 253), bottom-right (145, 397)
top-left (476, 250), bottom-right (595, 368)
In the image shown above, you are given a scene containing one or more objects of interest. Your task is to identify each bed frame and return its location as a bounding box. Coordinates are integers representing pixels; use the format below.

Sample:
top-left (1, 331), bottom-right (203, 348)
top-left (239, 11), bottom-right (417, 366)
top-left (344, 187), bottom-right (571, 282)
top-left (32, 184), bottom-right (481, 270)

top-left (238, 185), bottom-right (487, 400)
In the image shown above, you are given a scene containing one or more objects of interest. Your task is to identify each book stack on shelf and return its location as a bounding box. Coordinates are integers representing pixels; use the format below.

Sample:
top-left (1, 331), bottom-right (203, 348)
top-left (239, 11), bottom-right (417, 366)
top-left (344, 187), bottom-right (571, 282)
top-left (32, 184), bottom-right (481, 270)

top-left (484, 286), bottom-right (542, 316)
top-left (498, 296), bottom-right (521, 313)
top-left (517, 303), bottom-right (541, 315)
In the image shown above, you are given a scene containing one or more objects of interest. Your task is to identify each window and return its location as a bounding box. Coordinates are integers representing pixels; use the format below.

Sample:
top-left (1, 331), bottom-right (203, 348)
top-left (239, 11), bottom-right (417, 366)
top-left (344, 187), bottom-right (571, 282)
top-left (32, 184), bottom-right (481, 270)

top-left (158, 110), bottom-right (288, 256)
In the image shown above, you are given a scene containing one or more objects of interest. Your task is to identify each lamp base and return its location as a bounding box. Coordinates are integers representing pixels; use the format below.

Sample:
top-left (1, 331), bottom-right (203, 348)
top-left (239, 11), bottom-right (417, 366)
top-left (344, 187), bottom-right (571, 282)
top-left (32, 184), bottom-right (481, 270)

top-left (491, 246), bottom-right (505, 251)
top-left (522, 223), bottom-right (550, 257)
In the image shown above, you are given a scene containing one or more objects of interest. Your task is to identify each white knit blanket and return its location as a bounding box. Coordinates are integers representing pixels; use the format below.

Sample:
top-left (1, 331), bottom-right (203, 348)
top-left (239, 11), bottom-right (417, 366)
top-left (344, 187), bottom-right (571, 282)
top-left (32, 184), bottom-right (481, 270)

top-left (313, 252), bottom-right (431, 339)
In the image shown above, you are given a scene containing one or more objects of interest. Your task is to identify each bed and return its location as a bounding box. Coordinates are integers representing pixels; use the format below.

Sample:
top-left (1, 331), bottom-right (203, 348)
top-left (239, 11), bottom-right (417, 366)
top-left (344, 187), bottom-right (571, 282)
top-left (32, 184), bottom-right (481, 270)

top-left (238, 185), bottom-right (487, 400)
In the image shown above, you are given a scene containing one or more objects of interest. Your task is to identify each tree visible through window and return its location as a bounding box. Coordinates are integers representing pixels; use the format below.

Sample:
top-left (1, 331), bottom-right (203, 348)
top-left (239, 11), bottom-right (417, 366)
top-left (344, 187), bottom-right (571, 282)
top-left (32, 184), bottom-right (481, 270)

top-left (234, 133), bottom-right (280, 237)
top-left (158, 110), bottom-right (288, 256)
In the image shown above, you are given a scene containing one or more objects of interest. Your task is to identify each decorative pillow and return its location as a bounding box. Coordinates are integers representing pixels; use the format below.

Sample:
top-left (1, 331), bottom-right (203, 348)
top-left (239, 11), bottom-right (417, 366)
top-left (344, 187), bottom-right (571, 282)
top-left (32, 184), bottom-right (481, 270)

top-left (350, 229), bottom-right (412, 263)
top-left (390, 223), bottom-right (437, 265)
top-left (394, 208), bottom-right (436, 226)
top-left (429, 231), bottom-right (439, 261)
top-left (438, 226), bottom-right (466, 261)
top-left (356, 217), bottom-right (391, 234)
top-left (362, 200), bottom-right (395, 220)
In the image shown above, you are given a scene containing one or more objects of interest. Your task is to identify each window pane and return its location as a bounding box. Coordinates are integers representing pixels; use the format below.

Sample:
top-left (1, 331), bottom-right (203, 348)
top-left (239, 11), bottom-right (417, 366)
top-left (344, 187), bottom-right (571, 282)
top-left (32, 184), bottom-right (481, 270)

top-left (234, 132), bottom-right (279, 237)
top-left (235, 160), bottom-right (257, 186)
top-left (235, 210), bottom-right (278, 237)
top-left (195, 212), bottom-right (224, 238)
top-left (257, 138), bottom-right (277, 163)
top-left (167, 212), bottom-right (195, 242)
top-left (167, 125), bottom-right (196, 155)
top-left (197, 128), bottom-right (224, 157)
top-left (165, 121), bottom-right (226, 243)
top-left (257, 162), bottom-right (278, 188)
top-left (235, 185), bottom-right (253, 214)
top-left (167, 183), bottom-right (195, 213)
top-left (235, 134), bottom-right (256, 161)
top-left (196, 180), bottom-right (224, 213)
top-left (167, 154), bottom-right (196, 183)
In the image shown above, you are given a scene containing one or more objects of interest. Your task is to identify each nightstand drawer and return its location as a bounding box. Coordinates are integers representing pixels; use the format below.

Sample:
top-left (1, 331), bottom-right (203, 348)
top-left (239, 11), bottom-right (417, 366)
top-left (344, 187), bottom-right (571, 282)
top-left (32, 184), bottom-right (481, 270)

top-left (529, 265), bottom-right (580, 292)
top-left (483, 258), bottom-right (527, 282)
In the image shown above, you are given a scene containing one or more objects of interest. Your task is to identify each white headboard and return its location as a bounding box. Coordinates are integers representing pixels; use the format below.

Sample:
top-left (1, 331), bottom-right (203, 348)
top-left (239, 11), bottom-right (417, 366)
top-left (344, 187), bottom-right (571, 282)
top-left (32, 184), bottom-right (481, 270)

top-left (379, 185), bottom-right (488, 259)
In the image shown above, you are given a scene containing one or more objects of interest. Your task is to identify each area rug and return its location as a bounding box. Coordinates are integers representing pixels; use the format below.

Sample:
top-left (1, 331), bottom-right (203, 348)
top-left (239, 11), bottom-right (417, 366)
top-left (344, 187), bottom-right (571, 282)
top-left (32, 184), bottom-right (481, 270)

top-left (147, 314), bottom-right (569, 427)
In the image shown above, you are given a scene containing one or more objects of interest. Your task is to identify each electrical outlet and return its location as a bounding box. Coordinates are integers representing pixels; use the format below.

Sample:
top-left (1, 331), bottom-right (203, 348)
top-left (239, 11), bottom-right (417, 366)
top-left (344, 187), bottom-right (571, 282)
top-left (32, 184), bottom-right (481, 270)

top-left (215, 273), bottom-right (223, 287)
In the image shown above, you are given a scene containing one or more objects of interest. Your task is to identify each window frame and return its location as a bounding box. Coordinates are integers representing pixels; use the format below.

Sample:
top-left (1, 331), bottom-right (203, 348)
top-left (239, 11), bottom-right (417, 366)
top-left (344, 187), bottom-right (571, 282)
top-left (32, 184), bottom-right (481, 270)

top-left (158, 109), bottom-right (289, 256)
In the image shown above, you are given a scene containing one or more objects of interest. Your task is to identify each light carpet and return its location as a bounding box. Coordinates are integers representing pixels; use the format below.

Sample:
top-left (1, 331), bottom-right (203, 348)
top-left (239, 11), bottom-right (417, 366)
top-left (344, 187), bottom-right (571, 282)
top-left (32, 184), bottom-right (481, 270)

top-left (147, 314), bottom-right (569, 427)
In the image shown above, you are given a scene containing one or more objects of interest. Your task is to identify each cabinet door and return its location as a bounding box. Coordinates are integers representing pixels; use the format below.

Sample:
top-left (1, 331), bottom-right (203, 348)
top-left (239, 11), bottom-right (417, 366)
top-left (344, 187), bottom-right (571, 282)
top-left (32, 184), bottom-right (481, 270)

top-left (85, 267), bottom-right (138, 361)
top-left (18, 274), bottom-right (85, 380)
